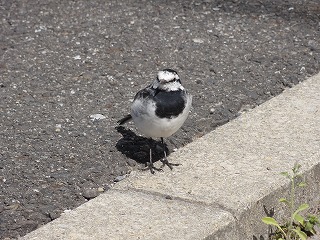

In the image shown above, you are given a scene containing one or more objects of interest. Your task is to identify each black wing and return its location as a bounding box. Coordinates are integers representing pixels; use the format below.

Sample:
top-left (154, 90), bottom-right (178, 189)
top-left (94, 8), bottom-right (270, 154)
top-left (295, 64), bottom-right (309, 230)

top-left (118, 86), bottom-right (156, 125)
top-left (133, 86), bottom-right (156, 100)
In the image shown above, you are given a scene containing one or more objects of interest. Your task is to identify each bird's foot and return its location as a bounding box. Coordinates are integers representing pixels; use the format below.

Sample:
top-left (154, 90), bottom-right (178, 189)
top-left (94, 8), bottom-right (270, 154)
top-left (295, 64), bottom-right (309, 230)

top-left (160, 158), bottom-right (180, 170)
top-left (140, 162), bottom-right (163, 174)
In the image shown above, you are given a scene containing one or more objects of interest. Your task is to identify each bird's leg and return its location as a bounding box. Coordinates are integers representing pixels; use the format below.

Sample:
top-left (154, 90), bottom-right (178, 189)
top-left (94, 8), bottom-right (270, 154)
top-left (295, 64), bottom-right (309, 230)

top-left (140, 139), bottom-right (163, 174)
top-left (160, 137), bottom-right (180, 170)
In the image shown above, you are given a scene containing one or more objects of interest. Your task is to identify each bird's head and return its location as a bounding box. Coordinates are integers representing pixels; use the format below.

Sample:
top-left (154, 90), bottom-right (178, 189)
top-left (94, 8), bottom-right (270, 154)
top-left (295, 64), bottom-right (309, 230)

top-left (153, 69), bottom-right (183, 91)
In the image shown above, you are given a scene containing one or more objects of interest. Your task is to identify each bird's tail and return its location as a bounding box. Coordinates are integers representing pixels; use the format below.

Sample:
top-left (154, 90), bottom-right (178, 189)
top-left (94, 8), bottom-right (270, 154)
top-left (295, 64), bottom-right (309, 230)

top-left (117, 114), bottom-right (132, 125)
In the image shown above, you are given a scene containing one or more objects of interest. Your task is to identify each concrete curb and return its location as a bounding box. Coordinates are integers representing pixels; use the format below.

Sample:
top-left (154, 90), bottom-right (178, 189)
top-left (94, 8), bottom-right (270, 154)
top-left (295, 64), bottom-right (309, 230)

top-left (22, 73), bottom-right (320, 240)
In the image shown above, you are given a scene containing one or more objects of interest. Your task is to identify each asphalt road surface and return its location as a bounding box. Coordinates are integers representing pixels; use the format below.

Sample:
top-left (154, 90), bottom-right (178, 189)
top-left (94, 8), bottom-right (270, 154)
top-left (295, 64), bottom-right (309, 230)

top-left (1, 0), bottom-right (319, 238)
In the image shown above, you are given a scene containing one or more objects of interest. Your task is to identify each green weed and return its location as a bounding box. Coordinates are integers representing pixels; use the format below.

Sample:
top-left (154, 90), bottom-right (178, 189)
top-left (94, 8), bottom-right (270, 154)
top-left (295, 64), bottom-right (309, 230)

top-left (262, 163), bottom-right (320, 240)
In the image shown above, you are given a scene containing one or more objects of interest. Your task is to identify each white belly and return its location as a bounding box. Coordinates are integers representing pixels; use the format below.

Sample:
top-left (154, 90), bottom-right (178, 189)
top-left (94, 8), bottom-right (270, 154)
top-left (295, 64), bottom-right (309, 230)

top-left (131, 95), bottom-right (192, 138)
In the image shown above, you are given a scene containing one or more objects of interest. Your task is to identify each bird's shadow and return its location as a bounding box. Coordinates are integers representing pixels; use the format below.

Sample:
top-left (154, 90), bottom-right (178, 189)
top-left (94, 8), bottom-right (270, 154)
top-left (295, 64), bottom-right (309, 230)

top-left (115, 126), bottom-right (168, 165)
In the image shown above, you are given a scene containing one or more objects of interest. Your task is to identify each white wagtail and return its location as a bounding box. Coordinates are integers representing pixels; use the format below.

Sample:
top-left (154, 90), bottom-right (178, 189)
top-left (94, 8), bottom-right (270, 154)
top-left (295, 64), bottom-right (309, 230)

top-left (118, 69), bottom-right (192, 173)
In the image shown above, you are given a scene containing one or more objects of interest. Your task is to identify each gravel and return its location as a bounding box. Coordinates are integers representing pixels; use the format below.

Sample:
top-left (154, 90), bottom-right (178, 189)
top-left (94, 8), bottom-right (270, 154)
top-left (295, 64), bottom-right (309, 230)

top-left (1, 0), bottom-right (319, 238)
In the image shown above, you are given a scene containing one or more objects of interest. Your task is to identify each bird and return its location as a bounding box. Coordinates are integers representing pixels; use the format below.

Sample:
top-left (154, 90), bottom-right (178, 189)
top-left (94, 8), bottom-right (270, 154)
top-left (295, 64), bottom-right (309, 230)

top-left (118, 69), bottom-right (192, 174)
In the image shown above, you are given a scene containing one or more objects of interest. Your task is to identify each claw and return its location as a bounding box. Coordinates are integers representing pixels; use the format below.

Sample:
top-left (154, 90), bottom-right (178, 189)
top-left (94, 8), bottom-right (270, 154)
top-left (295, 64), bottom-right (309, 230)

top-left (140, 138), bottom-right (180, 174)
top-left (140, 162), bottom-right (163, 174)
top-left (139, 146), bottom-right (164, 174)
top-left (160, 158), bottom-right (180, 170)
top-left (159, 137), bottom-right (180, 170)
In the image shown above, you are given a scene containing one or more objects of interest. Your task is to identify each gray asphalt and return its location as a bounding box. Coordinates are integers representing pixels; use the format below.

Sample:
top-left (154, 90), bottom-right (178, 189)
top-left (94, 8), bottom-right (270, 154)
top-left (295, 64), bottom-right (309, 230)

top-left (22, 72), bottom-right (320, 240)
top-left (0, 0), bottom-right (319, 238)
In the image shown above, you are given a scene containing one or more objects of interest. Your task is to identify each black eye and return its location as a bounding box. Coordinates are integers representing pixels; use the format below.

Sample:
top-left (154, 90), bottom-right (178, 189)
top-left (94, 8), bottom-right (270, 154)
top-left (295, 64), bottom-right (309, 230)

top-left (167, 78), bottom-right (180, 83)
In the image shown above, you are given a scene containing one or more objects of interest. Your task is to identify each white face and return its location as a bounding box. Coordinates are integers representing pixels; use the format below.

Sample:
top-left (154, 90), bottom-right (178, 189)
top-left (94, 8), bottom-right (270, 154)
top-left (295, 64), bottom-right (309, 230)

top-left (152, 69), bottom-right (184, 91)
top-left (157, 70), bottom-right (179, 83)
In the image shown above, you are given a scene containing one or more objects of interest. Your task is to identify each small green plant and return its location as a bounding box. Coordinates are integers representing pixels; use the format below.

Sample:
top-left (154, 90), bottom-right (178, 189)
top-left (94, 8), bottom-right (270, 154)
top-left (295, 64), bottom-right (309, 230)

top-left (262, 163), bottom-right (320, 240)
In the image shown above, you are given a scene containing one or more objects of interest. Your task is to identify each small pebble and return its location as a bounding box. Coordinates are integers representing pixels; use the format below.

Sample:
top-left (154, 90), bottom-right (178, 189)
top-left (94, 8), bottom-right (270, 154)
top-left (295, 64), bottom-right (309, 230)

top-left (192, 38), bottom-right (204, 43)
top-left (114, 175), bottom-right (126, 182)
top-left (82, 188), bottom-right (99, 200)
top-left (165, 195), bottom-right (173, 200)
top-left (90, 114), bottom-right (106, 121)
top-left (49, 211), bottom-right (61, 220)
top-left (126, 158), bottom-right (137, 167)
top-left (55, 124), bottom-right (62, 132)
